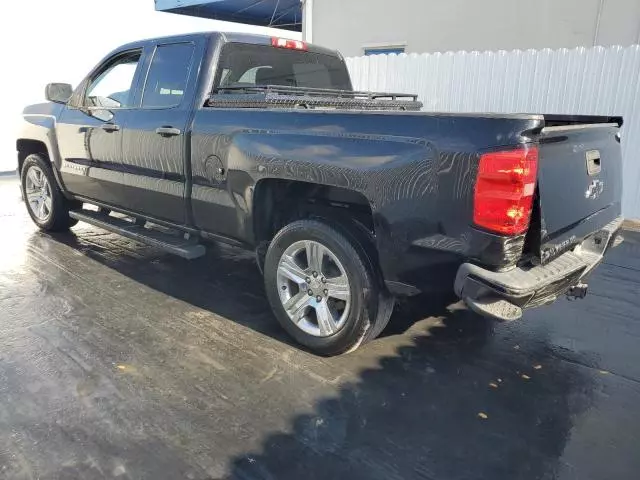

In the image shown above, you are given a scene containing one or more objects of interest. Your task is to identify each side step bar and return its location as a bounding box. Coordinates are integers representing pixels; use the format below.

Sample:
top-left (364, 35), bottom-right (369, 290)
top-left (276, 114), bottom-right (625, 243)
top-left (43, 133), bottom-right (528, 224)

top-left (69, 209), bottom-right (206, 260)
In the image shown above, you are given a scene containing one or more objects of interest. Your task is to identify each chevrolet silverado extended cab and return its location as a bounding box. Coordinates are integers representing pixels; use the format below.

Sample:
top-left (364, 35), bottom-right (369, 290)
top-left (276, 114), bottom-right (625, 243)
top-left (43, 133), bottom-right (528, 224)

top-left (17, 32), bottom-right (624, 355)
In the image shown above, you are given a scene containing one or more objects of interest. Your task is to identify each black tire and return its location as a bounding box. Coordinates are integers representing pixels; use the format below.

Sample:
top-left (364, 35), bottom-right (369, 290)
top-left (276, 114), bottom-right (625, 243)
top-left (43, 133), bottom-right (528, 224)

top-left (264, 219), bottom-right (394, 356)
top-left (20, 153), bottom-right (78, 232)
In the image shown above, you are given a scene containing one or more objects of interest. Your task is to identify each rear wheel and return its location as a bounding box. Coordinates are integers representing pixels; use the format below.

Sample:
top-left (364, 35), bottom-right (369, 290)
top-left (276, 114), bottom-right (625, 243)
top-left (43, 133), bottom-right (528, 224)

top-left (264, 219), bottom-right (394, 356)
top-left (20, 153), bottom-right (78, 231)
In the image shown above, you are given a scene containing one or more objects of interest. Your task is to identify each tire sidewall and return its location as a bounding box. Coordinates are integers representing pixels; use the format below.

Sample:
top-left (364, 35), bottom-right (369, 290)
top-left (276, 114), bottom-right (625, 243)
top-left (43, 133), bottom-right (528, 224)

top-left (20, 154), bottom-right (66, 230)
top-left (264, 219), bottom-right (376, 355)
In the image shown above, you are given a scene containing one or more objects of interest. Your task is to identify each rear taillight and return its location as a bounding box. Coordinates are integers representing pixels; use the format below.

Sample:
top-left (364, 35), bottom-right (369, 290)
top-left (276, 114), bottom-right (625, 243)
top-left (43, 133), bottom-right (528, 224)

top-left (271, 37), bottom-right (308, 50)
top-left (473, 146), bottom-right (538, 235)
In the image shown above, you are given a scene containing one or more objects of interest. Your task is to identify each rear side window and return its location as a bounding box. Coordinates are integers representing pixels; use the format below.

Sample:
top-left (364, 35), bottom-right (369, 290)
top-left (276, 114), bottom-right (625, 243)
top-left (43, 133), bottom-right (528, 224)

top-left (142, 43), bottom-right (195, 108)
top-left (214, 43), bottom-right (352, 91)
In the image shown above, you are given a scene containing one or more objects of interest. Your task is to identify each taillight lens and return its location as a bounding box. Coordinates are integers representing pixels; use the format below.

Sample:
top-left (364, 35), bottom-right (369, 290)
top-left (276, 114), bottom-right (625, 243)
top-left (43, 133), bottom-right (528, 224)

top-left (473, 146), bottom-right (538, 235)
top-left (271, 38), bottom-right (308, 50)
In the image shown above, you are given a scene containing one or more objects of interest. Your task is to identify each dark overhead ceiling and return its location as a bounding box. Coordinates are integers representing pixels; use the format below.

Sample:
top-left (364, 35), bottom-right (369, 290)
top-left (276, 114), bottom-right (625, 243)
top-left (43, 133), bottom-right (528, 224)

top-left (155, 0), bottom-right (302, 31)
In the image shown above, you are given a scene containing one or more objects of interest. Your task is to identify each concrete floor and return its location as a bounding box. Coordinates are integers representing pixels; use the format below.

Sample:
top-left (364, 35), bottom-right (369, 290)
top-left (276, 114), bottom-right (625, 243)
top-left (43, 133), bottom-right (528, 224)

top-left (1, 174), bottom-right (639, 480)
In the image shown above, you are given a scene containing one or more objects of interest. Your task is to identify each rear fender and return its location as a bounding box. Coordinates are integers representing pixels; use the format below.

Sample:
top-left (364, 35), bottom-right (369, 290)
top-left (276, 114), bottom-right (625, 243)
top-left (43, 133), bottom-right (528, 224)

top-left (223, 129), bottom-right (438, 279)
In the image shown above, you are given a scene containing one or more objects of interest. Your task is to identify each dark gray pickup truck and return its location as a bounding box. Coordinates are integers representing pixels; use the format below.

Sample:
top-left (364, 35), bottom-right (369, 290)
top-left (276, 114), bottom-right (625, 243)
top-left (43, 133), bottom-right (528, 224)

top-left (17, 32), bottom-right (624, 355)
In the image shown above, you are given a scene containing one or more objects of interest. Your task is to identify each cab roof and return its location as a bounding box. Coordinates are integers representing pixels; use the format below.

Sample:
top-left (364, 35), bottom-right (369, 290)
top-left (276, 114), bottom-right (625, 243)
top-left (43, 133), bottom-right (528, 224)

top-left (116, 31), bottom-right (341, 58)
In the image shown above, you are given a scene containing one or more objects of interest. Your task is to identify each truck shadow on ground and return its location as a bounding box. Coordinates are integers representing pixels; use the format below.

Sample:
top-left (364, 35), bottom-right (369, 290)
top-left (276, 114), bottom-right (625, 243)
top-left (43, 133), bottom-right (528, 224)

top-left (48, 228), bottom-right (457, 346)
top-left (226, 308), bottom-right (594, 480)
top-left (46, 229), bottom-right (595, 480)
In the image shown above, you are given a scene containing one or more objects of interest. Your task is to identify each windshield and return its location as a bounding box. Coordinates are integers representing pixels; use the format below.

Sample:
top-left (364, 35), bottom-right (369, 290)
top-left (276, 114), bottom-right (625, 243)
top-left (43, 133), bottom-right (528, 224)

top-left (214, 43), bottom-right (353, 91)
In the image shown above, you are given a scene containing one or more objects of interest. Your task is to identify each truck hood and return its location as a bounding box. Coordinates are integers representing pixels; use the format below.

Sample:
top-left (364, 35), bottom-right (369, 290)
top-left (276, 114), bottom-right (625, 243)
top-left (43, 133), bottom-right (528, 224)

top-left (23, 102), bottom-right (65, 118)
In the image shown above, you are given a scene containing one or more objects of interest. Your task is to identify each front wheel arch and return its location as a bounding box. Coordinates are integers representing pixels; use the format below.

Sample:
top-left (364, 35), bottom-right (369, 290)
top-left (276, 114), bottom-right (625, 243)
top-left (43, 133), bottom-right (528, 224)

top-left (17, 139), bottom-right (49, 174)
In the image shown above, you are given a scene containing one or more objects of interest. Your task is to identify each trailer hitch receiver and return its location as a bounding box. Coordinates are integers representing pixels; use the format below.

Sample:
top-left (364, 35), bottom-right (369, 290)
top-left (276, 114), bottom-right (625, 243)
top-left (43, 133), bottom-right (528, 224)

top-left (567, 282), bottom-right (588, 300)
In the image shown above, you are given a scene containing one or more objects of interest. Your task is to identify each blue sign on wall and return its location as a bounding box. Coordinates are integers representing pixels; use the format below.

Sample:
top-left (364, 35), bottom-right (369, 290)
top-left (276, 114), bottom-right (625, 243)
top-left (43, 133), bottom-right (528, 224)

top-left (364, 47), bottom-right (406, 56)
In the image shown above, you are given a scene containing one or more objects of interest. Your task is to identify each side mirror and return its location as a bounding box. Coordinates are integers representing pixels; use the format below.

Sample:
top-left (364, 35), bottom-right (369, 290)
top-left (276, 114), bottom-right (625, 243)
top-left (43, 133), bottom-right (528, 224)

top-left (45, 83), bottom-right (73, 104)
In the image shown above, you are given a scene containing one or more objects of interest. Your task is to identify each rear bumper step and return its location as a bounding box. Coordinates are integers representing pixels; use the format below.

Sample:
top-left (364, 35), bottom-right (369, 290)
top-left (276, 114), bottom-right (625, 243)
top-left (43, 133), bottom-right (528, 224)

top-left (69, 209), bottom-right (206, 260)
top-left (455, 216), bottom-right (623, 321)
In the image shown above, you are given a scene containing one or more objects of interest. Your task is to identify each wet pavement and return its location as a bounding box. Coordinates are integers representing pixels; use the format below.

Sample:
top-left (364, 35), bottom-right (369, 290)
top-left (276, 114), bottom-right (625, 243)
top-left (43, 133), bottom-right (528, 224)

top-left (1, 174), bottom-right (639, 480)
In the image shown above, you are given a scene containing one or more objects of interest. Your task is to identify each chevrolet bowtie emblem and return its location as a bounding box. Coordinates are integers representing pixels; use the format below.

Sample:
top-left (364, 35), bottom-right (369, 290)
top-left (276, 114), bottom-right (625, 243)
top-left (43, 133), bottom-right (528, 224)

top-left (585, 179), bottom-right (605, 200)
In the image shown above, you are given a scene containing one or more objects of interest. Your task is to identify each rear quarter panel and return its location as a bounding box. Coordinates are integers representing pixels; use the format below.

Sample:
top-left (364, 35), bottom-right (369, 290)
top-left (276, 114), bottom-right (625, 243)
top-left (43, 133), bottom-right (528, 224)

top-left (190, 108), bottom-right (542, 288)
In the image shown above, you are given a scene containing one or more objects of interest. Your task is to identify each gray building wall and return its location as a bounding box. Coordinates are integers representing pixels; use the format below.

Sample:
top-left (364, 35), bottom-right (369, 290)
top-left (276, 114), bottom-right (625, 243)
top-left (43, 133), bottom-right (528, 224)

top-left (311, 0), bottom-right (640, 56)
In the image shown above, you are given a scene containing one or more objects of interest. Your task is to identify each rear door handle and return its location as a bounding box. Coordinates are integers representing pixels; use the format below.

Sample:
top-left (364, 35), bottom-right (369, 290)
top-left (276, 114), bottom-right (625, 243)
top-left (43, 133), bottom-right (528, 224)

top-left (101, 123), bottom-right (120, 132)
top-left (156, 127), bottom-right (182, 137)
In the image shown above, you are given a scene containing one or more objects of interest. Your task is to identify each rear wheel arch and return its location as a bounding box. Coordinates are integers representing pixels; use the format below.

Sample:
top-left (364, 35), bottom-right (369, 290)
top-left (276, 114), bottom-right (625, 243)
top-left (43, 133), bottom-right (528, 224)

top-left (252, 178), bottom-right (376, 241)
top-left (252, 178), bottom-right (380, 274)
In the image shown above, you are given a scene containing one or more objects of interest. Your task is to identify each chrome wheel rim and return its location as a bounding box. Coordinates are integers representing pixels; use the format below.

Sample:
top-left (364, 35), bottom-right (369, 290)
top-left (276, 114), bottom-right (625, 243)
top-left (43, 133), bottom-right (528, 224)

top-left (25, 166), bottom-right (52, 222)
top-left (276, 240), bottom-right (352, 337)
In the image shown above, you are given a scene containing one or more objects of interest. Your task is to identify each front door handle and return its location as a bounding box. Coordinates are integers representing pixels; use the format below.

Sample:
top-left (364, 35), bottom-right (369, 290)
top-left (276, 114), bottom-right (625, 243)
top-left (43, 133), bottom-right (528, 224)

top-left (156, 126), bottom-right (181, 137)
top-left (101, 123), bottom-right (120, 132)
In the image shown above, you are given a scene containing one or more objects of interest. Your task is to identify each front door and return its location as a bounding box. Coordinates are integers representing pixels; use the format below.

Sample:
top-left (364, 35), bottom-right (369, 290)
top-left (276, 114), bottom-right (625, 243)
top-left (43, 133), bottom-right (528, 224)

top-left (57, 50), bottom-right (143, 206)
top-left (120, 42), bottom-right (198, 224)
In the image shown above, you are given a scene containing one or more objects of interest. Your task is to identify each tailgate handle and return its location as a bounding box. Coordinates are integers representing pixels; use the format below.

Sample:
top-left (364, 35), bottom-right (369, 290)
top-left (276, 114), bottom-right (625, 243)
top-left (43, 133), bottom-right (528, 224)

top-left (586, 150), bottom-right (601, 176)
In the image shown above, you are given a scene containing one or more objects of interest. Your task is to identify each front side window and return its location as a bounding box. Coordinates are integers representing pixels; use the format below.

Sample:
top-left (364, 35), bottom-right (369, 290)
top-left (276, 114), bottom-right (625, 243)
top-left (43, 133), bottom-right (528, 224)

top-left (214, 43), bottom-right (352, 91)
top-left (85, 51), bottom-right (141, 108)
top-left (142, 43), bottom-right (195, 109)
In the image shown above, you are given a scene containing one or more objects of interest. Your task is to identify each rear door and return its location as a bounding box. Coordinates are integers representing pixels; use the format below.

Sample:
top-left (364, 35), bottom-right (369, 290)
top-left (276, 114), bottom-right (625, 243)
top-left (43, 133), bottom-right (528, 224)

top-left (119, 41), bottom-right (199, 224)
top-left (536, 118), bottom-right (623, 262)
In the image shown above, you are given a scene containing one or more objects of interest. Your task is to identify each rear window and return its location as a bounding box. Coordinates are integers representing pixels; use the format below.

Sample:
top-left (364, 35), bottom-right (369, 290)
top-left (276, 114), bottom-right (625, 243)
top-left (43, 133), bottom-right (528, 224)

top-left (214, 43), bottom-right (352, 91)
top-left (142, 43), bottom-right (195, 108)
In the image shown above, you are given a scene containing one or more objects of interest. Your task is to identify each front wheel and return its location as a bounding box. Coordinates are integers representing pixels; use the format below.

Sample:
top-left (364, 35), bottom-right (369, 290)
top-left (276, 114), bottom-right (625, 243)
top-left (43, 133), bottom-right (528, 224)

top-left (20, 153), bottom-right (78, 231)
top-left (264, 219), bottom-right (394, 356)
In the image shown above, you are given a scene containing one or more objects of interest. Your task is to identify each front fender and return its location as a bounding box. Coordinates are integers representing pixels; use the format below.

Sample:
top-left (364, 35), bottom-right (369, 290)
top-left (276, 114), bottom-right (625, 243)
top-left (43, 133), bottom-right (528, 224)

top-left (18, 103), bottom-right (67, 191)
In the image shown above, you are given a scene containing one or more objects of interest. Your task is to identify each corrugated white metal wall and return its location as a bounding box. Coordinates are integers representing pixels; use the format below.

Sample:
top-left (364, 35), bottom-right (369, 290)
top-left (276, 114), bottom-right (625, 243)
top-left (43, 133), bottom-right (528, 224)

top-left (346, 46), bottom-right (640, 218)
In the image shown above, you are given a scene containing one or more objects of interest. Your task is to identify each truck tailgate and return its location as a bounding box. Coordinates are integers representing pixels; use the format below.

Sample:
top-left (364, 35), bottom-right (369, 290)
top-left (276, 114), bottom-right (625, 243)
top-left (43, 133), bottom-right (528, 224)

top-left (536, 116), bottom-right (623, 263)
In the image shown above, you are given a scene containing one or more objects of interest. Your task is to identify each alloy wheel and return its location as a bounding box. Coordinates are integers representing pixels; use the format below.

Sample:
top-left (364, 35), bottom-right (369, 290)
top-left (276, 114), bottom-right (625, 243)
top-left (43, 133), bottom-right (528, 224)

top-left (276, 240), bottom-right (352, 337)
top-left (25, 166), bottom-right (53, 222)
